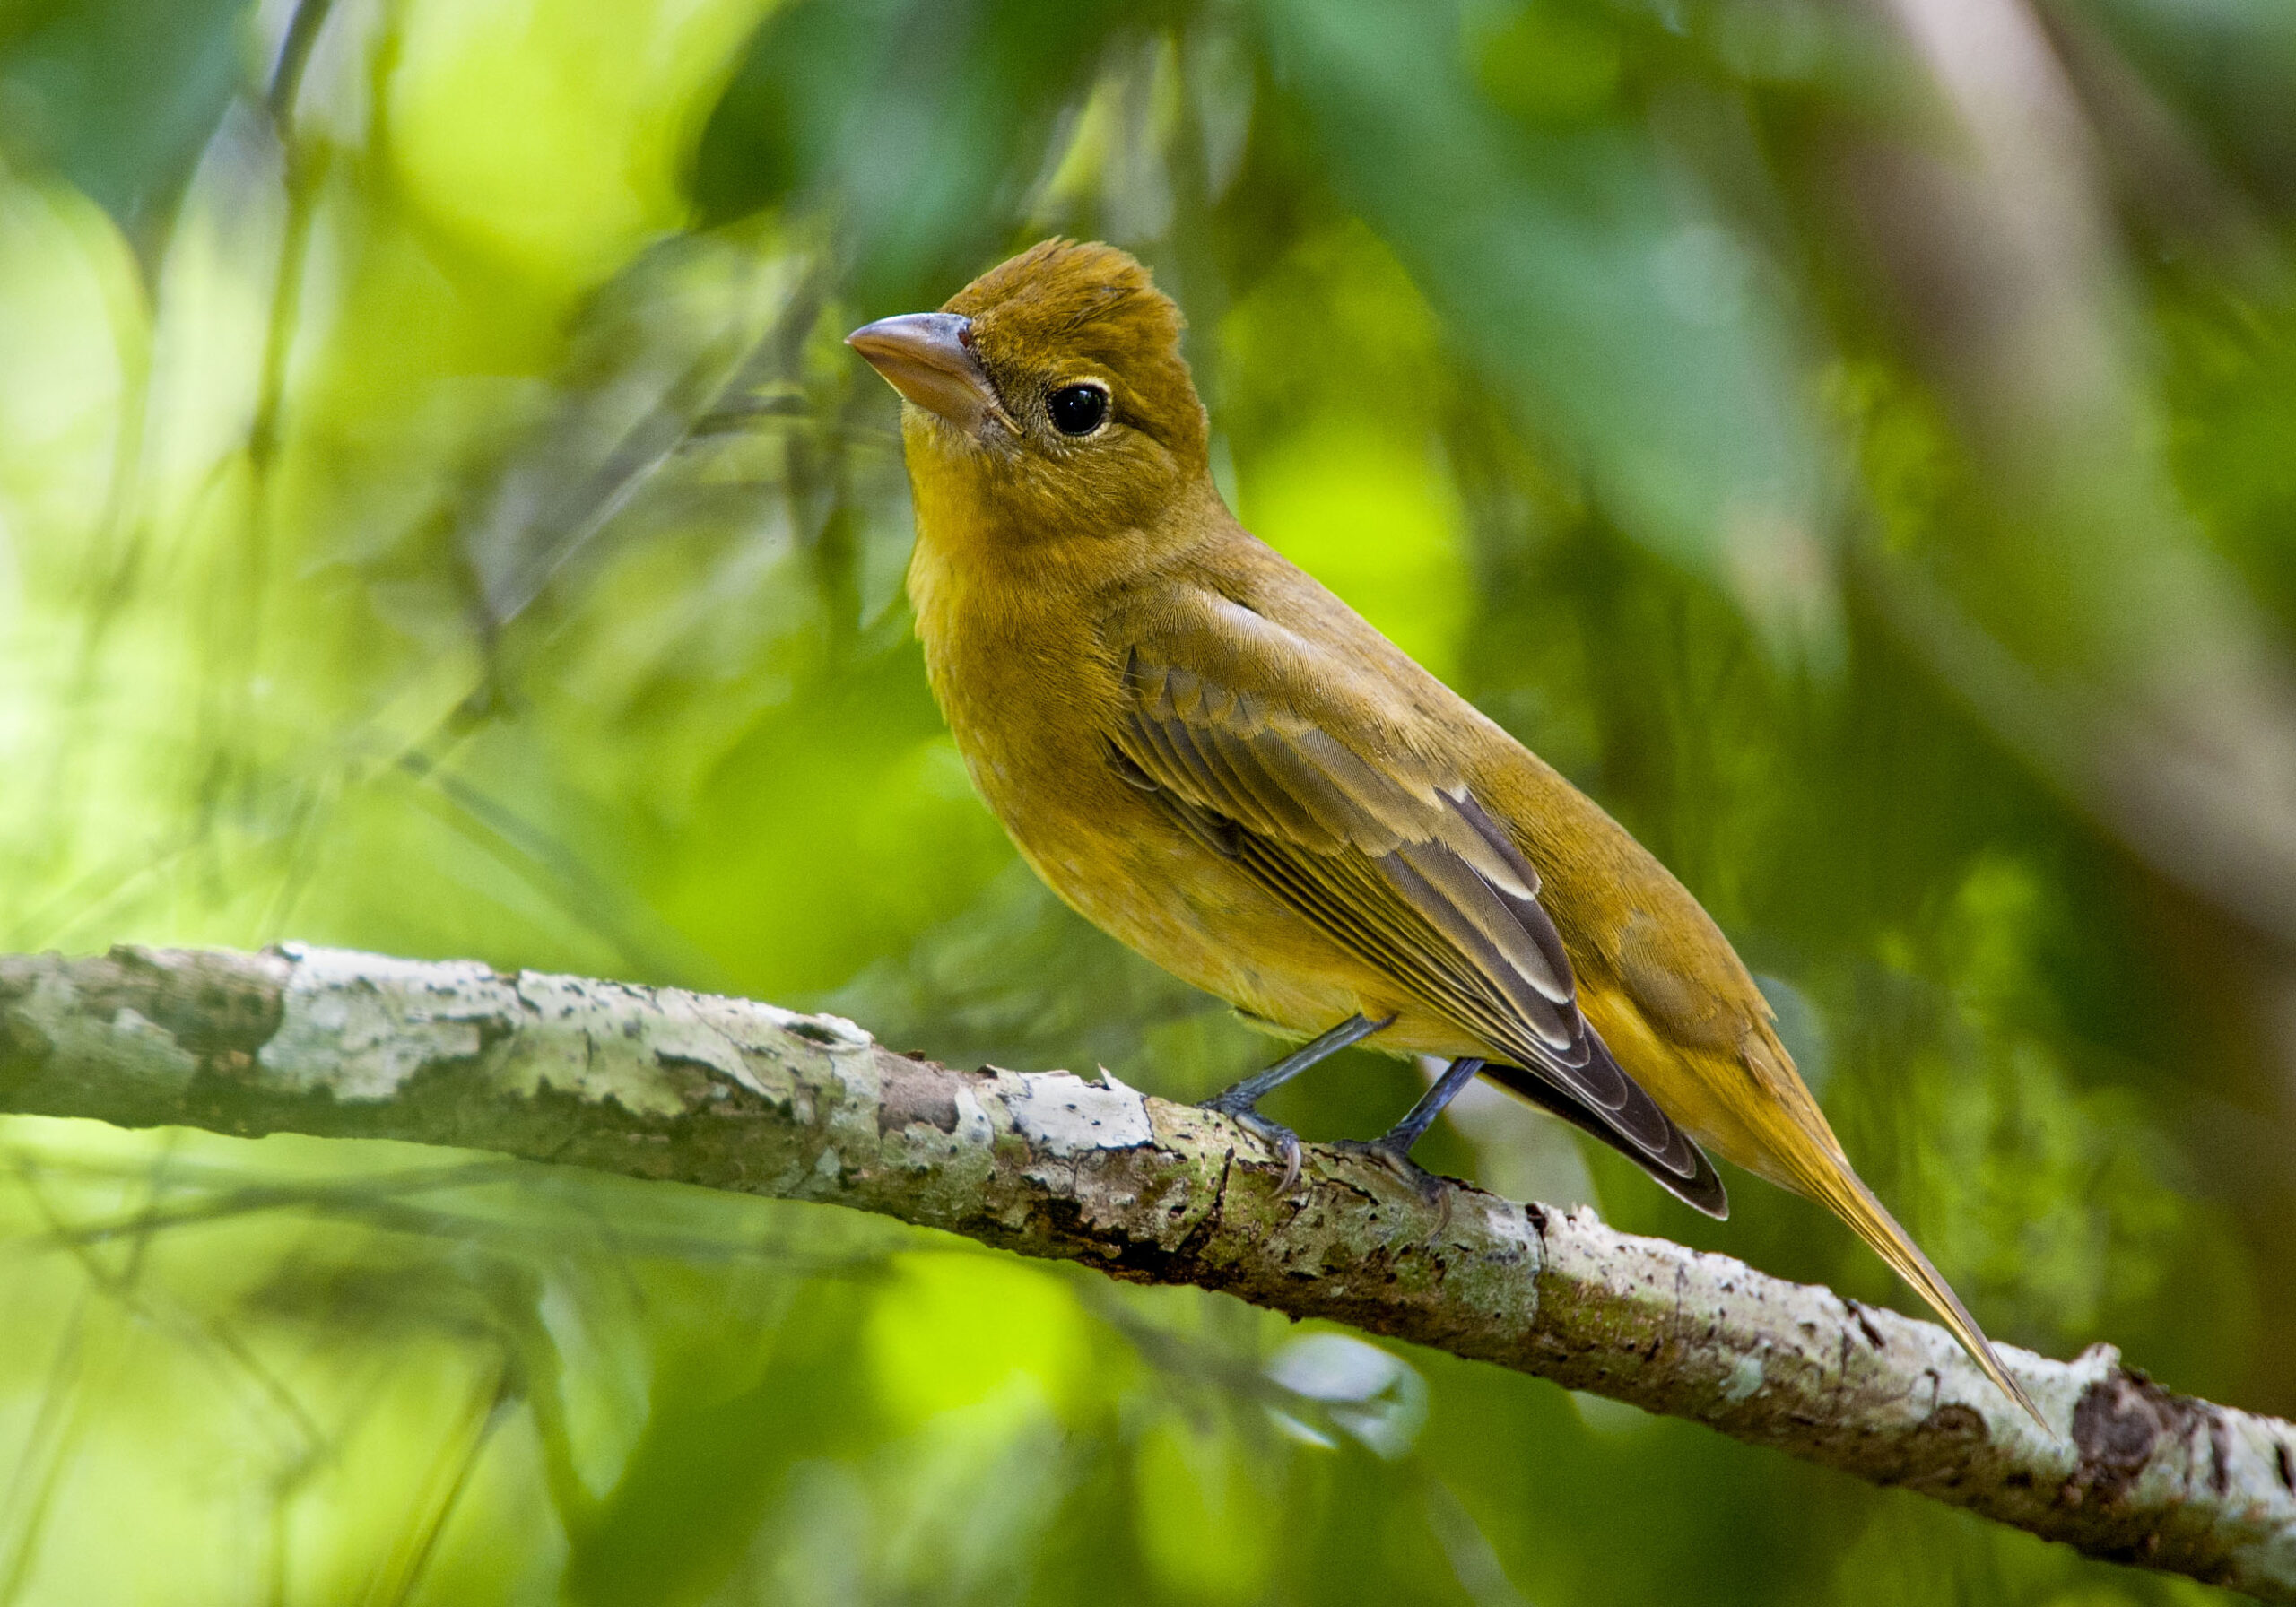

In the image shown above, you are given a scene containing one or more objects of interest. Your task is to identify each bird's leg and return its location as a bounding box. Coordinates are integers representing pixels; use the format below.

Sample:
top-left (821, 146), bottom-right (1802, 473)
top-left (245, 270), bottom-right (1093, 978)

top-left (1335, 1056), bottom-right (1486, 1203)
top-left (1203, 1013), bottom-right (1392, 1188)
top-left (1370, 1055), bottom-right (1485, 1158)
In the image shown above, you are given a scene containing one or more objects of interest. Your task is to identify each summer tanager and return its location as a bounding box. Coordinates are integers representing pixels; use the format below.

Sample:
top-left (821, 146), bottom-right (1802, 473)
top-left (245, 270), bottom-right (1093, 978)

top-left (848, 239), bottom-right (2039, 1425)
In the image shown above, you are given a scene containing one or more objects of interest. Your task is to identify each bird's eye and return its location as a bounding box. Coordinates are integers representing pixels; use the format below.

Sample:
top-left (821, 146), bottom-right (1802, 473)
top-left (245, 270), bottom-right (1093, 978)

top-left (1047, 383), bottom-right (1109, 437)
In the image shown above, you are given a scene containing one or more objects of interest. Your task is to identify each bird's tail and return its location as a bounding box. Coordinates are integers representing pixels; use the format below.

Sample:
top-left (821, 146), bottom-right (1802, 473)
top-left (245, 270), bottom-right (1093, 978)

top-left (1799, 1159), bottom-right (2048, 1431)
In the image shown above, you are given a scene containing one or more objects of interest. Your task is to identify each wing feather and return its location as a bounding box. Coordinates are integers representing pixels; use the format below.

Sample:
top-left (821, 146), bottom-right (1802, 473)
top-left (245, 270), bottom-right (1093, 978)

top-left (1114, 641), bottom-right (1723, 1212)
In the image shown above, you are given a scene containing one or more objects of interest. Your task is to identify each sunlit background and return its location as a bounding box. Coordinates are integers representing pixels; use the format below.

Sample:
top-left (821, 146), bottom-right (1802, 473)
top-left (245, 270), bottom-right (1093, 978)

top-left (1, 0), bottom-right (2292, 1600)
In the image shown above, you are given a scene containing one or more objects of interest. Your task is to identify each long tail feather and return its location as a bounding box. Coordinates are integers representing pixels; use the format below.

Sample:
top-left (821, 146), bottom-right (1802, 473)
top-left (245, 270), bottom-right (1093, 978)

top-left (1810, 1166), bottom-right (2048, 1431)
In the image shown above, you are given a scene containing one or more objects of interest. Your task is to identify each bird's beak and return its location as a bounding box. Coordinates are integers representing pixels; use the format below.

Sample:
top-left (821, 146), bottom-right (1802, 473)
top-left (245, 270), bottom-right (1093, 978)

top-left (846, 311), bottom-right (1017, 437)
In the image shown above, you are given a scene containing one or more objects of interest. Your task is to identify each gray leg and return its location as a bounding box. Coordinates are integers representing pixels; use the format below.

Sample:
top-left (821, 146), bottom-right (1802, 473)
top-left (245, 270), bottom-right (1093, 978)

top-left (1203, 1013), bottom-right (1392, 1187)
top-left (1370, 1056), bottom-right (1484, 1159)
top-left (1335, 1056), bottom-right (1486, 1202)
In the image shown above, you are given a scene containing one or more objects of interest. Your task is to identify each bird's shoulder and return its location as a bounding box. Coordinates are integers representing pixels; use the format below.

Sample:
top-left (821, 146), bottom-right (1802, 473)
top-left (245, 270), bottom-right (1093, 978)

top-left (1104, 530), bottom-right (1469, 766)
top-left (1100, 530), bottom-right (1539, 884)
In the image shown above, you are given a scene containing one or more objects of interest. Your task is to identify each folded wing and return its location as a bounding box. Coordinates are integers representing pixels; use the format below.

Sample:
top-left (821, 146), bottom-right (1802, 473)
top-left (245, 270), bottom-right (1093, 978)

top-left (1115, 641), bottom-right (1726, 1217)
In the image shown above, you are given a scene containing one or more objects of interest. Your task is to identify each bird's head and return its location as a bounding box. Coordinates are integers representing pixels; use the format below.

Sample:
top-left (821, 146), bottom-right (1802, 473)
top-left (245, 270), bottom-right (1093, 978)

top-left (847, 240), bottom-right (1210, 539)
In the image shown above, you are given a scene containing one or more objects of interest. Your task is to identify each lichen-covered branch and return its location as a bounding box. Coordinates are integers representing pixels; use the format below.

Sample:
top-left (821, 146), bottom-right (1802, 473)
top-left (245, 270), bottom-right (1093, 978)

top-left (2, 943), bottom-right (2292, 1599)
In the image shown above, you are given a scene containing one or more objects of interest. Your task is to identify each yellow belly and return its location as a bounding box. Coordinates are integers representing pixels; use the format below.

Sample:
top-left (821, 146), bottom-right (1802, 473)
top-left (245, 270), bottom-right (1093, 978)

top-left (989, 768), bottom-right (1489, 1058)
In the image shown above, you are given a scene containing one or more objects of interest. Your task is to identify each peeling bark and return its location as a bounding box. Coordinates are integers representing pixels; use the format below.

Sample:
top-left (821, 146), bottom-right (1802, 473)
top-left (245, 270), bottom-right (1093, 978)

top-left (1, 943), bottom-right (2292, 1599)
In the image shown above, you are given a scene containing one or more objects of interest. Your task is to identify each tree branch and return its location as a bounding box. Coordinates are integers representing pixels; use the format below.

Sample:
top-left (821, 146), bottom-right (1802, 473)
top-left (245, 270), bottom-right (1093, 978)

top-left (2, 943), bottom-right (2292, 1599)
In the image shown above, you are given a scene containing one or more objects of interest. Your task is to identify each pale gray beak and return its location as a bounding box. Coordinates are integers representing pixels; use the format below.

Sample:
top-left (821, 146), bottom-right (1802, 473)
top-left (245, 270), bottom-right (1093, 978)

top-left (846, 311), bottom-right (1017, 436)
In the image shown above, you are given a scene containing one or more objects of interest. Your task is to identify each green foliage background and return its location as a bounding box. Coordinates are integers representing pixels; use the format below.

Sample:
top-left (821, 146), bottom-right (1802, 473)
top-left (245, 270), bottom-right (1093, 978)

top-left (1, 0), bottom-right (2292, 1600)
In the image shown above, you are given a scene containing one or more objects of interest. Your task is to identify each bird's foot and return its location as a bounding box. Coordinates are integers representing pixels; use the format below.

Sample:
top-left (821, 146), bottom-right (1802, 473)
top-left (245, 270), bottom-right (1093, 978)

top-left (1198, 1014), bottom-right (1402, 1194)
top-left (1203, 1094), bottom-right (1304, 1192)
top-left (1323, 1055), bottom-right (1483, 1212)
top-left (1330, 1136), bottom-right (1453, 1211)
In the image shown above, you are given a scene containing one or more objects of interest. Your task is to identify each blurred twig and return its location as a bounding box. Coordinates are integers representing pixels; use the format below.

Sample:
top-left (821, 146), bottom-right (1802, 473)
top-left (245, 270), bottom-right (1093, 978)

top-left (1855, 0), bottom-right (2296, 950)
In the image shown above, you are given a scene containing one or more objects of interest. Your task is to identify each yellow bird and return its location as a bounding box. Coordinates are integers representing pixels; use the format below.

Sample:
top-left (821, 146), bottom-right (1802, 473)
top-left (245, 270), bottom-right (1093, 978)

top-left (848, 239), bottom-right (2040, 1425)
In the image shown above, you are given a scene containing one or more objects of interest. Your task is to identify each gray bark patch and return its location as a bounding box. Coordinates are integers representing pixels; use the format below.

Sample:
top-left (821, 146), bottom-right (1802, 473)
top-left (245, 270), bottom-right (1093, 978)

top-left (878, 1065), bottom-right (961, 1134)
top-left (1006, 1073), bottom-right (1153, 1157)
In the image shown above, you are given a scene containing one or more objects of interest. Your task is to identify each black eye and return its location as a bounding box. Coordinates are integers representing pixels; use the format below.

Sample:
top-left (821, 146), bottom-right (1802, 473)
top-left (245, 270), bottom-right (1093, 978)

top-left (1048, 383), bottom-right (1109, 437)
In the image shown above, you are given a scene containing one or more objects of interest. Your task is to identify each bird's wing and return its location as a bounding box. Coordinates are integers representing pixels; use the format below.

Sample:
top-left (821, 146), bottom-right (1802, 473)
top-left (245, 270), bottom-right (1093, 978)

top-left (1113, 628), bottom-right (1724, 1214)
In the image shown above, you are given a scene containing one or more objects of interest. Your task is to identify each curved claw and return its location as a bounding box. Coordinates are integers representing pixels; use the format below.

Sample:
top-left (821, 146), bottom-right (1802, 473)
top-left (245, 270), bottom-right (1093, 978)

top-left (1197, 1014), bottom-right (1396, 1197)
top-left (1205, 1100), bottom-right (1305, 1193)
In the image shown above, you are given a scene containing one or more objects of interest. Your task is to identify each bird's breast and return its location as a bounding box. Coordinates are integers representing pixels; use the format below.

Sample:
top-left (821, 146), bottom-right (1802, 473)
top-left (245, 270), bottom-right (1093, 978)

top-left (909, 575), bottom-right (1387, 1034)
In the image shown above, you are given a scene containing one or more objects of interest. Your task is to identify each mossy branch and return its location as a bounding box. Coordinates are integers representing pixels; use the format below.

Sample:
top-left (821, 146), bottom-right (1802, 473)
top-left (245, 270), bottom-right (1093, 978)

top-left (2, 942), bottom-right (2292, 1599)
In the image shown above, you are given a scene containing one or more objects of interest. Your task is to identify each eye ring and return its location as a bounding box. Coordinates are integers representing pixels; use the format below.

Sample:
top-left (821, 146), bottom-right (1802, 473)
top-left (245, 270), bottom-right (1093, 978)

top-left (1047, 382), bottom-right (1110, 437)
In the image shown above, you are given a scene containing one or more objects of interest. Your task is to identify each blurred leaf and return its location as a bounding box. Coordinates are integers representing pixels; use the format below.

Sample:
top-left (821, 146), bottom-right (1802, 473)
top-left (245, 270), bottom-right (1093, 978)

top-left (865, 1251), bottom-right (1093, 1429)
top-left (1253, 0), bottom-right (1837, 642)
top-left (2083, 0), bottom-right (2296, 204)
top-left (1133, 1415), bottom-right (1274, 1602)
top-left (691, 0), bottom-right (1136, 308)
top-left (1265, 1333), bottom-right (1429, 1460)
top-left (0, 0), bottom-right (251, 245)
